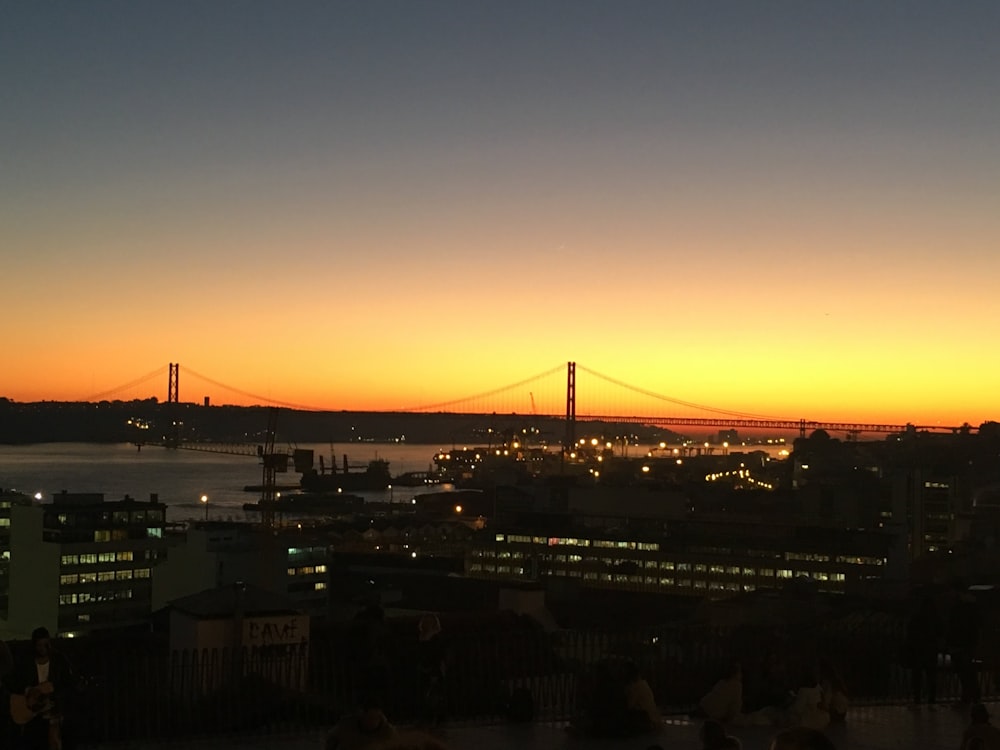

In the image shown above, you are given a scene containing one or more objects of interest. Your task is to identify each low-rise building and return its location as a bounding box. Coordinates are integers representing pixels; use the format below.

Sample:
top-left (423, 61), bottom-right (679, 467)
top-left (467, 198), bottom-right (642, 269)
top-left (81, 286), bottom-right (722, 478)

top-left (467, 513), bottom-right (901, 598)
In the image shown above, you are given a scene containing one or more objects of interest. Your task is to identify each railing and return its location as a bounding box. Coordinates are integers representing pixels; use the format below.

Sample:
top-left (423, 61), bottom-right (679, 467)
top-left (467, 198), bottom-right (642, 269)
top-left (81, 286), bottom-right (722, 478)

top-left (32, 616), bottom-right (1000, 744)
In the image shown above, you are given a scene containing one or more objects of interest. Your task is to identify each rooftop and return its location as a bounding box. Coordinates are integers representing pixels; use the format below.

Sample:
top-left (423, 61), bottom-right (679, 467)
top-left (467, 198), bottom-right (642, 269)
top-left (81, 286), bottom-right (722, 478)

top-left (168, 582), bottom-right (301, 618)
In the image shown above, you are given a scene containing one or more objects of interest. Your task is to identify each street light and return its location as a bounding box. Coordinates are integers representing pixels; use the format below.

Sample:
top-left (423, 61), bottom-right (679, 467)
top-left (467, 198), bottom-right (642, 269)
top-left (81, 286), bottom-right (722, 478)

top-left (200, 494), bottom-right (208, 521)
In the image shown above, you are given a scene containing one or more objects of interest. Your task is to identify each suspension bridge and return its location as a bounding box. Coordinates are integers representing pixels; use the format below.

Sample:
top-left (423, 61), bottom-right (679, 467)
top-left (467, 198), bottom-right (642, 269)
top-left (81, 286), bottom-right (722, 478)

top-left (80, 362), bottom-right (975, 441)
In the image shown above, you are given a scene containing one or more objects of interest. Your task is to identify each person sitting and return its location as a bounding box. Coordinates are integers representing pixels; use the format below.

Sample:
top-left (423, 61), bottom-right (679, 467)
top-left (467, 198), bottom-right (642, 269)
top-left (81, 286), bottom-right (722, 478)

top-left (768, 726), bottom-right (836, 750)
top-left (960, 704), bottom-right (1000, 750)
top-left (782, 667), bottom-right (829, 731)
top-left (8, 627), bottom-right (76, 750)
top-left (622, 660), bottom-right (661, 734)
top-left (325, 694), bottom-right (397, 750)
top-left (699, 663), bottom-right (744, 724)
top-left (701, 719), bottom-right (742, 749)
top-left (816, 658), bottom-right (848, 723)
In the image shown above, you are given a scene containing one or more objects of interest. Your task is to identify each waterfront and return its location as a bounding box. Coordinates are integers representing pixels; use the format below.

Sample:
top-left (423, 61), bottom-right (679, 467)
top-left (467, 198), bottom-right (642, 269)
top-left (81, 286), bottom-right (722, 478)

top-left (0, 442), bottom-right (443, 523)
top-left (0, 439), bottom-right (793, 523)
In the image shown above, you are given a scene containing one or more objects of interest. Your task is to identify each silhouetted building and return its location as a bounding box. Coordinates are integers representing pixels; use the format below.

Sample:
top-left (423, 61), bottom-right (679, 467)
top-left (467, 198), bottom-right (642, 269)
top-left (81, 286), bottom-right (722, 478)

top-left (467, 514), bottom-right (902, 598)
top-left (0, 489), bottom-right (32, 620)
top-left (3, 492), bottom-right (167, 638)
top-left (153, 521), bottom-right (330, 615)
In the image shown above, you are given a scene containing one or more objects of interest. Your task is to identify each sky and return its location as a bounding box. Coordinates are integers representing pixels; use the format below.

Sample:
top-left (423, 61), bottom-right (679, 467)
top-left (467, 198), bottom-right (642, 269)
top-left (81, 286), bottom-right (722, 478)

top-left (3, 1), bottom-right (999, 426)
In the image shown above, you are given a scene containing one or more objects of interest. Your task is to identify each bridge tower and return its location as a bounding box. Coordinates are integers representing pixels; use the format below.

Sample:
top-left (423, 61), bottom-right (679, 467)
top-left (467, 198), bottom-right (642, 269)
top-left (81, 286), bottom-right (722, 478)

top-left (565, 361), bottom-right (576, 453)
top-left (165, 363), bottom-right (180, 448)
top-left (167, 363), bottom-right (179, 404)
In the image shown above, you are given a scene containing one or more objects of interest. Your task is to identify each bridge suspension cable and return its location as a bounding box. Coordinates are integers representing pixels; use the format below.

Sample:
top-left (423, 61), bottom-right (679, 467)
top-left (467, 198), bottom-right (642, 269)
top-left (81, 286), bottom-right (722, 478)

top-left (182, 367), bottom-right (325, 412)
top-left (396, 364), bottom-right (566, 413)
top-left (576, 364), bottom-right (785, 421)
top-left (79, 364), bottom-right (169, 402)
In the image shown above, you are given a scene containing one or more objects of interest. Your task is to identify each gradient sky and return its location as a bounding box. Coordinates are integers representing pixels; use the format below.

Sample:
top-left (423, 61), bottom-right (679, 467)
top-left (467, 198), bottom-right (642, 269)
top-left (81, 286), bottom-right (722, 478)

top-left (3, 2), bottom-right (999, 425)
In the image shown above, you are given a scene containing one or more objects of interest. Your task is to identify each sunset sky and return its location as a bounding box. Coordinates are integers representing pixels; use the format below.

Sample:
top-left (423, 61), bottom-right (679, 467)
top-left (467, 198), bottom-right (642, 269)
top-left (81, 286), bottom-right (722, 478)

top-left (4, 2), bottom-right (999, 426)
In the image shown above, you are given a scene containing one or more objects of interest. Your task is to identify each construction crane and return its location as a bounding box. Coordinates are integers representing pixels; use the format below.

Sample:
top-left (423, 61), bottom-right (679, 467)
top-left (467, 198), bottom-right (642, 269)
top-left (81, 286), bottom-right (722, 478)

top-left (257, 407), bottom-right (285, 528)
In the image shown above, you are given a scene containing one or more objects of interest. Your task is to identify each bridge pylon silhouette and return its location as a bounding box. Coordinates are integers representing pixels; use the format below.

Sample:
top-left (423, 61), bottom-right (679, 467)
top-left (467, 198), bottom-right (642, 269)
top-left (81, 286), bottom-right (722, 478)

top-left (151, 360), bottom-right (974, 440)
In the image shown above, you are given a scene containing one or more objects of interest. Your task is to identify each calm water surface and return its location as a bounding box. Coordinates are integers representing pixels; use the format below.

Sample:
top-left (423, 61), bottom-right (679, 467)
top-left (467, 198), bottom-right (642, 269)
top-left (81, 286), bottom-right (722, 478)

top-left (0, 442), bottom-right (447, 523)
top-left (0, 440), bottom-right (789, 523)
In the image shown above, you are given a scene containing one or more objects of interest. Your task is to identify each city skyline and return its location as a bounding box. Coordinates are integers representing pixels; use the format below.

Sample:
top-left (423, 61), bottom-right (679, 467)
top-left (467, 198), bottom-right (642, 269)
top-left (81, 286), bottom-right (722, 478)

top-left (4, 2), bottom-right (1000, 425)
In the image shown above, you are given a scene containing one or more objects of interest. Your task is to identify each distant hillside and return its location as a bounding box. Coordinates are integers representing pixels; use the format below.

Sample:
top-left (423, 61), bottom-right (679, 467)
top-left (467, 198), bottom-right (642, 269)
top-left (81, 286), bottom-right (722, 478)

top-left (0, 398), bottom-right (684, 446)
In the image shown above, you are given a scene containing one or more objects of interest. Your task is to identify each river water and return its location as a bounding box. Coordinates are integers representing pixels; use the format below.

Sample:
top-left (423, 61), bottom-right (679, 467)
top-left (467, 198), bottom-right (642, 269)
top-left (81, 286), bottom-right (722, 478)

top-left (0, 440), bottom-right (790, 523)
top-left (0, 442), bottom-right (446, 523)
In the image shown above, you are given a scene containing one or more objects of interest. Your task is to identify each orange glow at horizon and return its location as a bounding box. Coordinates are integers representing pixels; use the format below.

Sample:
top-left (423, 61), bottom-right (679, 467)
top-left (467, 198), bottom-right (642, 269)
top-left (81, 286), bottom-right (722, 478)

top-left (5, 5), bottom-right (1000, 431)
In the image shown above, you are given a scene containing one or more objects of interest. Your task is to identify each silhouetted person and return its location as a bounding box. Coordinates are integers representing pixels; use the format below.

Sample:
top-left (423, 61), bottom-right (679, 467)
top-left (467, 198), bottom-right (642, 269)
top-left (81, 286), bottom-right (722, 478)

top-left (949, 590), bottom-right (981, 707)
top-left (960, 704), bottom-right (1000, 750)
top-left (1, 639), bottom-right (14, 747)
top-left (784, 666), bottom-right (828, 731)
top-left (816, 658), bottom-right (848, 723)
top-left (325, 693), bottom-right (396, 750)
top-left (905, 596), bottom-right (942, 708)
top-left (699, 662), bottom-right (743, 723)
top-left (621, 660), bottom-right (661, 734)
top-left (416, 614), bottom-right (446, 728)
top-left (768, 726), bottom-right (836, 750)
top-left (701, 719), bottom-right (742, 749)
top-left (350, 604), bottom-right (392, 707)
top-left (9, 627), bottom-right (76, 750)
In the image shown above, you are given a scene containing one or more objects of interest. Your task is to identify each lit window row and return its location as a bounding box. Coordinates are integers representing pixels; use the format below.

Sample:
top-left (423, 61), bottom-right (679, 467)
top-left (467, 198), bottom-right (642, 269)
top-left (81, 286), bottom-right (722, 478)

top-left (496, 535), bottom-right (661, 552)
top-left (60, 568), bottom-right (151, 585)
top-left (61, 551), bottom-right (135, 565)
top-left (59, 589), bottom-right (135, 605)
top-left (287, 564), bottom-right (328, 576)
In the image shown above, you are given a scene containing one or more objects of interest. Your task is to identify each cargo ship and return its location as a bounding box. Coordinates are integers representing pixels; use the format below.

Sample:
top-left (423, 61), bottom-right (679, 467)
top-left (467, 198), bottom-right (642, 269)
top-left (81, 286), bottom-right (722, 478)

top-left (299, 457), bottom-right (392, 492)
